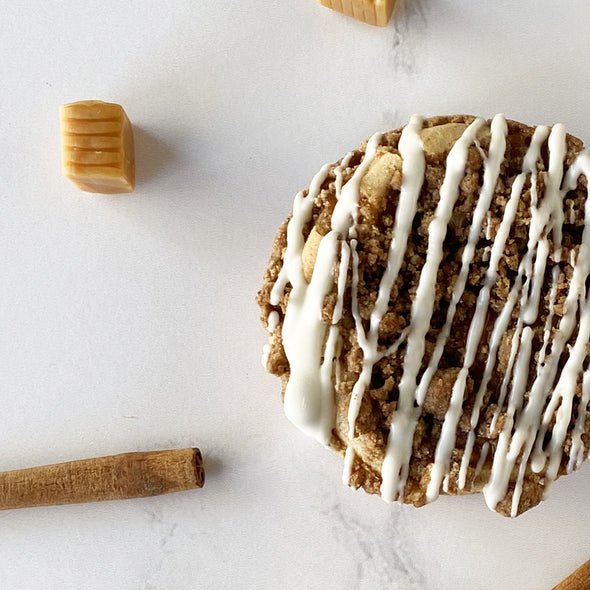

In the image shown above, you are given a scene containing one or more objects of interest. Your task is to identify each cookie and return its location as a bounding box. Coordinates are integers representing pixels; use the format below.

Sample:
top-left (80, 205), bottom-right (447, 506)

top-left (257, 114), bottom-right (590, 516)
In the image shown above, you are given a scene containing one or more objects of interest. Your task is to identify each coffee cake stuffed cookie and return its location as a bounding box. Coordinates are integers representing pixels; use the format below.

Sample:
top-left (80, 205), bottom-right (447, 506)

top-left (257, 114), bottom-right (590, 516)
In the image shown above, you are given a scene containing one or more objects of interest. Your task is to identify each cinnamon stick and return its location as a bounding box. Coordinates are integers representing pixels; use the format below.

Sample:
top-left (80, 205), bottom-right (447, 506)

top-left (552, 559), bottom-right (590, 590)
top-left (0, 448), bottom-right (204, 510)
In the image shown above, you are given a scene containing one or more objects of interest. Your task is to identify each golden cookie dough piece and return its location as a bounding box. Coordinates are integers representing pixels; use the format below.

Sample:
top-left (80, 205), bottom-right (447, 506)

top-left (318, 0), bottom-right (396, 26)
top-left (60, 100), bottom-right (135, 194)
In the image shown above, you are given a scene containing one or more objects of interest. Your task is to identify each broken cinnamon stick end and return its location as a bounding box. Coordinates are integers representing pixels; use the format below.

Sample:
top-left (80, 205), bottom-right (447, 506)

top-left (192, 448), bottom-right (205, 488)
top-left (133, 447), bottom-right (205, 498)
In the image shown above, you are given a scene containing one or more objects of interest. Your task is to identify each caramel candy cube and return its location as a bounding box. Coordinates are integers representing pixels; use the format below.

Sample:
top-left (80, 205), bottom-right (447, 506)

top-left (317, 0), bottom-right (396, 26)
top-left (60, 100), bottom-right (135, 193)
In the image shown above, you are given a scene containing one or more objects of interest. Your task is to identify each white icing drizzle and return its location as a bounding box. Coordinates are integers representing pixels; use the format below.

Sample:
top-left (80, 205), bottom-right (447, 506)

top-left (416, 115), bottom-right (507, 410)
top-left (543, 296), bottom-right (590, 483)
top-left (483, 133), bottom-right (590, 512)
top-left (266, 115), bottom-right (590, 515)
top-left (481, 126), bottom-right (568, 509)
top-left (269, 165), bottom-right (333, 444)
top-left (569, 199), bottom-right (576, 224)
top-left (261, 300), bottom-right (281, 367)
top-left (487, 127), bottom-right (557, 431)
top-left (382, 118), bottom-right (486, 502)
top-left (416, 115), bottom-right (507, 502)
top-left (494, 326), bottom-right (534, 517)
top-left (530, 152), bottom-right (590, 480)
top-left (474, 441), bottom-right (490, 481)
top-left (442, 473), bottom-right (450, 493)
top-left (344, 116), bottom-right (425, 487)
top-left (537, 264), bottom-right (560, 368)
top-left (267, 310), bottom-right (279, 333)
top-left (569, 369), bottom-right (590, 472)
top-left (271, 135), bottom-right (383, 446)
top-left (261, 344), bottom-right (271, 369)
top-left (459, 124), bottom-right (549, 490)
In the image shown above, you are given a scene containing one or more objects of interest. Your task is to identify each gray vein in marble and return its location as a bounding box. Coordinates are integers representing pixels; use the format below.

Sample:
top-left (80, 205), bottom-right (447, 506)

top-left (321, 500), bottom-right (426, 590)
top-left (141, 506), bottom-right (180, 590)
top-left (389, 0), bottom-right (429, 75)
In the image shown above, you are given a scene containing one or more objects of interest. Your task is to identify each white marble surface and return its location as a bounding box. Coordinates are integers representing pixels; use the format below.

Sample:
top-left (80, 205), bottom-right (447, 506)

top-left (1, 1), bottom-right (590, 588)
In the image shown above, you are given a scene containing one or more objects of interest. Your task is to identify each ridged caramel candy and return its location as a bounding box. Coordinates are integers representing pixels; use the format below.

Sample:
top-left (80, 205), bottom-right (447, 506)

top-left (60, 101), bottom-right (135, 193)
top-left (317, 0), bottom-right (396, 26)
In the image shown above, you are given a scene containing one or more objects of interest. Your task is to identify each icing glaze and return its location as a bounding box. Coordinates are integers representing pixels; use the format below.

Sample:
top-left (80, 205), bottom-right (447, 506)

top-left (265, 115), bottom-right (590, 514)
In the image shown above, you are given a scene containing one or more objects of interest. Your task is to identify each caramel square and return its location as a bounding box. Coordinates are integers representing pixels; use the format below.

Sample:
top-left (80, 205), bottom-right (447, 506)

top-left (60, 100), bottom-right (135, 193)
top-left (318, 0), bottom-right (396, 26)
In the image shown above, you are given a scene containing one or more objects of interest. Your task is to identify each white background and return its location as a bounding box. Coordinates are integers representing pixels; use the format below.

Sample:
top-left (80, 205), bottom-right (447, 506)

top-left (1, 1), bottom-right (590, 588)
